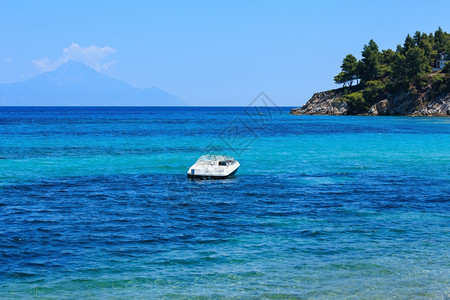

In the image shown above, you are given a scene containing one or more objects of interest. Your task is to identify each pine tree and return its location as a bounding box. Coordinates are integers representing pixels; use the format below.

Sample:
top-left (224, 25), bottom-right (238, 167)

top-left (334, 72), bottom-right (347, 87)
top-left (334, 54), bottom-right (358, 87)
top-left (391, 52), bottom-right (407, 82)
top-left (379, 49), bottom-right (396, 76)
top-left (434, 27), bottom-right (446, 54)
top-left (404, 47), bottom-right (430, 79)
top-left (360, 39), bottom-right (380, 83)
top-left (392, 47), bottom-right (430, 82)
top-left (403, 34), bottom-right (416, 54)
top-left (442, 61), bottom-right (450, 73)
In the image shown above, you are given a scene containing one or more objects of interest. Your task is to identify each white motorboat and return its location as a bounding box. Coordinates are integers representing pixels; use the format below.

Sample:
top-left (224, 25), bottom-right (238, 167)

top-left (187, 155), bottom-right (240, 179)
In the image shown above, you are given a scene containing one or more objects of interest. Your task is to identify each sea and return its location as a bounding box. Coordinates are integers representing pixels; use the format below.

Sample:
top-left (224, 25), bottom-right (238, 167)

top-left (0, 106), bottom-right (449, 299)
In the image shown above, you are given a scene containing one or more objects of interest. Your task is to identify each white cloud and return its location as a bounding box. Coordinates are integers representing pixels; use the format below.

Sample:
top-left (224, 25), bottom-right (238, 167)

top-left (32, 43), bottom-right (117, 72)
top-left (4, 56), bottom-right (12, 63)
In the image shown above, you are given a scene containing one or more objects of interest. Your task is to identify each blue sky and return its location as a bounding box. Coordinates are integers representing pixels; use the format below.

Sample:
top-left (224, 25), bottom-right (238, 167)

top-left (1, 0), bottom-right (450, 106)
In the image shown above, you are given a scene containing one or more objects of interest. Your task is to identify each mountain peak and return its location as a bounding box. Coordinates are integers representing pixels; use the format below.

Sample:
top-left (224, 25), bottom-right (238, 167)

top-left (38, 60), bottom-right (111, 84)
top-left (54, 60), bottom-right (98, 72)
top-left (0, 61), bottom-right (185, 106)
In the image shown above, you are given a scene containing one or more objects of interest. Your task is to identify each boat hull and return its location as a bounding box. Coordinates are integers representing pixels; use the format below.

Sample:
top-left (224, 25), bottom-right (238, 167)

top-left (187, 167), bottom-right (239, 180)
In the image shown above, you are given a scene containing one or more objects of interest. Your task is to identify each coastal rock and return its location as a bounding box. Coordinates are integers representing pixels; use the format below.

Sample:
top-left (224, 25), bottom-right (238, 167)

top-left (368, 99), bottom-right (389, 116)
top-left (290, 90), bottom-right (349, 115)
top-left (412, 93), bottom-right (450, 116)
top-left (383, 89), bottom-right (450, 116)
top-left (386, 90), bottom-right (417, 115)
top-left (292, 87), bottom-right (450, 116)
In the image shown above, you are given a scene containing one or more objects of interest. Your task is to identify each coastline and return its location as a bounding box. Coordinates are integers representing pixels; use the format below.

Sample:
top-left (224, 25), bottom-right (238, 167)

top-left (290, 87), bottom-right (450, 117)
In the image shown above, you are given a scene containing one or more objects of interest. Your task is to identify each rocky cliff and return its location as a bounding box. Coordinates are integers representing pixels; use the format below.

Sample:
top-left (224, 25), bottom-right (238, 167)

top-left (290, 90), bottom-right (349, 115)
top-left (368, 90), bottom-right (450, 116)
top-left (291, 86), bottom-right (450, 116)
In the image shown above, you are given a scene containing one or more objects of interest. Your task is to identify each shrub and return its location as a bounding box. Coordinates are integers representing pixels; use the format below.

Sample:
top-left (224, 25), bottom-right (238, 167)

top-left (363, 80), bottom-right (388, 106)
top-left (429, 73), bottom-right (450, 99)
top-left (442, 61), bottom-right (450, 73)
top-left (342, 92), bottom-right (369, 113)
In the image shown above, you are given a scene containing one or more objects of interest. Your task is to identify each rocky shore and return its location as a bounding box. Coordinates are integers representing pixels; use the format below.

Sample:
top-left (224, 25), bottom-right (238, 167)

top-left (290, 90), bottom-right (349, 116)
top-left (291, 88), bottom-right (450, 116)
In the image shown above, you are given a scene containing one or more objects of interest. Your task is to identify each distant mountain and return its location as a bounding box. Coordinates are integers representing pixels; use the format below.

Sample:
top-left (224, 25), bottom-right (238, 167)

top-left (0, 61), bottom-right (185, 106)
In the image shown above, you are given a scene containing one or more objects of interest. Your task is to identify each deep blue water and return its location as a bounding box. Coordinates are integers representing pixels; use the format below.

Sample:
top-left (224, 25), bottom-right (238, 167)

top-left (0, 107), bottom-right (449, 298)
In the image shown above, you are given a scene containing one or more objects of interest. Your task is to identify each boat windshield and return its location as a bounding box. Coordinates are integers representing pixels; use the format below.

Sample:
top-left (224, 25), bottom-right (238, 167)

top-left (196, 155), bottom-right (235, 164)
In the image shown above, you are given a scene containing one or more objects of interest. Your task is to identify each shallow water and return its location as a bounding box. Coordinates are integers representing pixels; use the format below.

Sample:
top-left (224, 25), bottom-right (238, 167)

top-left (0, 107), bottom-right (449, 298)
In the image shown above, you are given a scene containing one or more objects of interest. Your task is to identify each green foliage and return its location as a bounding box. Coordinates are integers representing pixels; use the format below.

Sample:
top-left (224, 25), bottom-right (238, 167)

top-left (391, 52), bottom-right (407, 82)
top-left (341, 80), bottom-right (388, 114)
top-left (434, 27), bottom-right (448, 54)
top-left (363, 80), bottom-right (387, 106)
top-left (388, 47), bottom-right (430, 83)
top-left (342, 54), bottom-right (358, 76)
top-left (360, 39), bottom-right (380, 83)
top-left (403, 34), bottom-right (415, 54)
top-left (405, 47), bottom-right (431, 80)
top-left (332, 27), bottom-right (450, 113)
top-left (334, 72), bottom-right (346, 86)
top-left (417, 35), bottom-right (434, 61)
top-left (379, 49), bottom-right (396, 77)
top-left (334, 27), bottom-right (450, 86)
top-left (341, 92), bottom-right (369, 113)
top-left (334, 54), bottom-right (358, 87)
top-left (442, 61), bottom-right (450, 73)
top-left (432, 73), bottom-right (445, 83)
top-left (381, 49), bottom-right (396, 65)
top-left (429, 73), bottom-right (450, 99)
top-left (413, 31), bottom-right (421, 44)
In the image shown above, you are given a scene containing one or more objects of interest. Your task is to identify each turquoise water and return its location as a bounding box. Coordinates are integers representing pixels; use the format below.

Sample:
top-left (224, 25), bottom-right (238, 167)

top-left (0, 107), bottom-right (449, 298)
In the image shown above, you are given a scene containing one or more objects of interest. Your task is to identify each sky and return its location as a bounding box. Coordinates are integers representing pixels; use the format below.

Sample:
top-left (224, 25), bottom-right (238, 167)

top-left (1, 0), bottom-right (450, 106)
